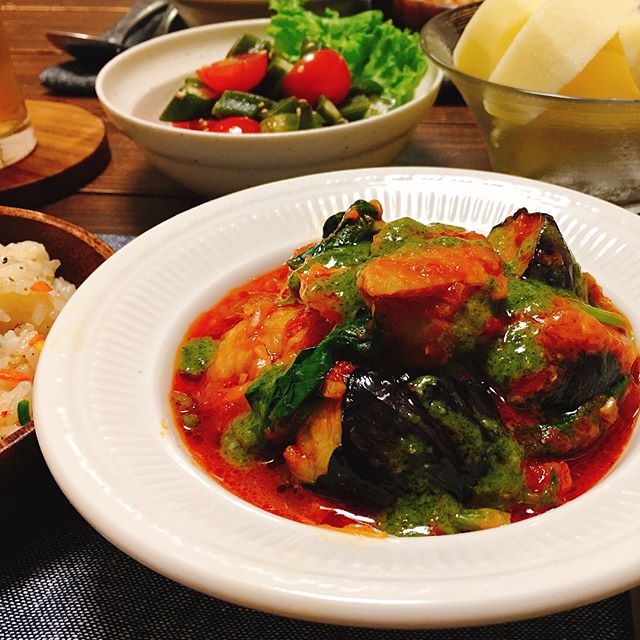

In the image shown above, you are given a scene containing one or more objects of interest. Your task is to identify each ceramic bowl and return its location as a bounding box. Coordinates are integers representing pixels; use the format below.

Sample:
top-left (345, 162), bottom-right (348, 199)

top-left (421, 3), bottom-right (640, 204)
top-left (96, 18), bottom-right (443, 198)
top-left (0, 207), bottom-right (113, 513)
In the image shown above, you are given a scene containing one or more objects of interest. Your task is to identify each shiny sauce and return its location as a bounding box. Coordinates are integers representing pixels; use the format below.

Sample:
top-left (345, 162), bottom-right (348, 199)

top-left (171, 265), bottom-right (640, 535)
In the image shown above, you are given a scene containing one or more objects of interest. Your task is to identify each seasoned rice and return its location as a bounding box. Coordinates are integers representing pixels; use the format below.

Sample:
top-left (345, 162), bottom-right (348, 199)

top-left (0, 241), bottom-right (75, 441)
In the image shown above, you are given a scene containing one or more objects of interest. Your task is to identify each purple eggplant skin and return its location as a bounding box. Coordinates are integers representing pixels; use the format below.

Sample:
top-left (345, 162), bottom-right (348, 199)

top-left (484, 278), bottom-right (624, 414)
top-left (488, 209), bottom-right (588, 300)
top-left (311, 370), bottom-right (525, 509)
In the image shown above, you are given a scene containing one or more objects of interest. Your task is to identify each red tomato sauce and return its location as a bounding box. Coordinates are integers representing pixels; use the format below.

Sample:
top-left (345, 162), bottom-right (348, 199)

top-left (173, 265), bottom-right (379, 533)
top-left (172, 264), bottom-right (640, 535)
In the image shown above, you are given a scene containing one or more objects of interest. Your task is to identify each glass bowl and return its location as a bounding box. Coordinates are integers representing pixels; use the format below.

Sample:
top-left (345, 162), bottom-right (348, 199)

top-left (421, 3), bottom-right (640, 204)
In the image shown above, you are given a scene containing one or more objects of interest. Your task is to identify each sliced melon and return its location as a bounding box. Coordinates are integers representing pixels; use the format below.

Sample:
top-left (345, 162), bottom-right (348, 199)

top-left (489, 0), bottom-right (638, 94)
top-left (620, 11), bottom-right (640, 89)
top-left (560, 35), bottom-right (640, 99)
top-left (452, 0), bottom-right (548, 80)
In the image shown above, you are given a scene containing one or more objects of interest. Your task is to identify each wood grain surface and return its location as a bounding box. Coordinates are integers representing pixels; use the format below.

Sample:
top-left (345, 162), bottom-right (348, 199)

top-left (0, 0), bottom-right (490, 235)
top-left (2, 4), bottom-right (640, 636)
top-left (0, 99), bottom-right (110, 207)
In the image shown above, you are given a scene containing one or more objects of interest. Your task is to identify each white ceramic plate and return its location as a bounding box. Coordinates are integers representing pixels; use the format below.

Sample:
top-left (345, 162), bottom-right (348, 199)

top-left (35, 168), bottom-right (640, 629)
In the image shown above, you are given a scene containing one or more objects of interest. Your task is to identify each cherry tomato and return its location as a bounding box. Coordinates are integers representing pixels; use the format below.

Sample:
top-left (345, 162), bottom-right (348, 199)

top-left (171, 120), bottom-right (205, 130)
top-left (196, 51), bottom-right (268, 96)
top-left (206, 117), bottom-right (261, 134)
top-left (281, 49), bottom-right (351, 107)
top-left (171, 117), bottom-right (260, 134)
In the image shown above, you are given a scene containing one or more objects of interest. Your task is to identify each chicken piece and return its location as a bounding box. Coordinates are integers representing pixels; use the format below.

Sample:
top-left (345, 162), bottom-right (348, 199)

top-left (286, 199), bottom-right (383, 325)
top-left (208, 301), bottom-right (331, 386)
top-left (284, 398), bottom-right (342, 484)
top-left (356, 219), bottom-right (507, 368)
top-left (294, 245), bottom-right (370, 324)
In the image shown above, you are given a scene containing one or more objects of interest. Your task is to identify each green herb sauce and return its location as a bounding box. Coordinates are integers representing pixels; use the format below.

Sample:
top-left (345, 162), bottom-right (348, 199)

top-left (179, 337), bottom-right (218, 376)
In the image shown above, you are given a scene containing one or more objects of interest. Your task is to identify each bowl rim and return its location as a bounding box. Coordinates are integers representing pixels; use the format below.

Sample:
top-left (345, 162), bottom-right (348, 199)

top-left (173, 0), bottom-right (298, 6)
top-left (421, 2), bottom-right (640, 106)
top-left (96, 17), bottom-right (443, 141)
top-left (0, 206), bottom-right (114, 261)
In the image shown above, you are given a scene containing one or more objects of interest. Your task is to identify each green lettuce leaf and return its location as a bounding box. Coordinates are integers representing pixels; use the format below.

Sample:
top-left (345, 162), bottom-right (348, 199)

top-left (268, 0), bottom-right (427, 106)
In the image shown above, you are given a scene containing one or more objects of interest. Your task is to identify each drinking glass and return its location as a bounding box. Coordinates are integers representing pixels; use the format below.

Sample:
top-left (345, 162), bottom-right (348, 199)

top-left (0, 14), bottom-right (36, 169)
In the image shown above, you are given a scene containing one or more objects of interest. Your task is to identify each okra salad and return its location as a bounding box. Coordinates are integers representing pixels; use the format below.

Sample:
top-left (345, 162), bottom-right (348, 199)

top-left (160, 0), bottom-right (428, 133)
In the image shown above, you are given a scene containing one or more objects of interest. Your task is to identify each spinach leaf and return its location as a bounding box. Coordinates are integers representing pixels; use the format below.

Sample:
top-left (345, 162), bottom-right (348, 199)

top-left (245, 310), bottom-right (374, 434)
top-left (287, 199), bottom-right (382, 270)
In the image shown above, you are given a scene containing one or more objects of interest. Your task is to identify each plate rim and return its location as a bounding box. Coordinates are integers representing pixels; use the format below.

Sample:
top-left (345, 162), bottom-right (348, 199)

top-left (34, 167), bottom-right (640, 628)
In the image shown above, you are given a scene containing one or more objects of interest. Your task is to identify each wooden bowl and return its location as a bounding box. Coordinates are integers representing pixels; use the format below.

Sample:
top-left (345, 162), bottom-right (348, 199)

top-left (0, 206), bottom-right (113, 513)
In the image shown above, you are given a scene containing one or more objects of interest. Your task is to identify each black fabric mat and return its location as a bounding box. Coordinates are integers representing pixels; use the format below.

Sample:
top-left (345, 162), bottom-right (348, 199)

top-left (0, 234), bottom-right (636, 639)
top-left (0, 468), bottom-right (636, 640)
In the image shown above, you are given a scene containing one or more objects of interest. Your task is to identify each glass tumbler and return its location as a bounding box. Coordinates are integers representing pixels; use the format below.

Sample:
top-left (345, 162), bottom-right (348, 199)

top-left (421, 4), bottom-right (640, 205)
top-left (0, 13), bottom-right (36, 169)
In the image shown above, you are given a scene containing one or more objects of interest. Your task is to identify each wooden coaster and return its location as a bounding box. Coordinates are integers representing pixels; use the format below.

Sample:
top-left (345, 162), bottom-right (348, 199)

top-left (0, 100), bottom-right (110, 208)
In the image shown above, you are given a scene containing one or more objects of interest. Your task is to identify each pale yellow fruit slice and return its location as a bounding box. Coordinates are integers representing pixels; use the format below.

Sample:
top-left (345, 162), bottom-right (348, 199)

top-left (489, 0), bottom-right (638, 94)
top-left (561, 35), bottom-right (640, 99)
top-left (453, 0), bottom-right (548, 80)
top-left (620, 11), bottom-right (640, 88)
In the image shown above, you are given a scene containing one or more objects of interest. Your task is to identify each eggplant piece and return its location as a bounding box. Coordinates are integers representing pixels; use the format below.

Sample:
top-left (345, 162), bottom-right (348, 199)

top-left (522, 351), bottom-right (620, 414)
top-left (488, 208), bottom-right (588, 300)
top-left (410, 375), bottom-right (525, 508)
top-left (313, 370), bottom-right (463, 507)
top-left (510, 377), bottom-right (630, 458)
top-left (485, 278), bottom-right (633, 414)
top-left (312, 370), bottom-right (525, 509)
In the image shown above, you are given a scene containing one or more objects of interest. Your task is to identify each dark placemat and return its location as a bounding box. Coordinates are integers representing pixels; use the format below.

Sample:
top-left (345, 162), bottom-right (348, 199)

top-left (1, 234), bottom-right (636, 640)
top-left (0, 468), bottom-right (635, 640)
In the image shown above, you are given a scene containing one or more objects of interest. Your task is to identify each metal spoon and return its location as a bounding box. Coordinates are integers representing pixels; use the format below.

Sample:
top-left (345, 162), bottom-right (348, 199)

top-left (46, 0), bottom-right (169, 61)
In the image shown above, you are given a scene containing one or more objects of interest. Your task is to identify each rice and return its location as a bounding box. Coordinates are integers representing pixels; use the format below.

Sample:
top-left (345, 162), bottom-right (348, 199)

top-left (0, 241), bottom-right (75, 442)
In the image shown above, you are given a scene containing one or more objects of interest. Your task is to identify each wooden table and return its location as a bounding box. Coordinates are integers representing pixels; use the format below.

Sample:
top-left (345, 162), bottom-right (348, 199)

top-left (1, 0), bottom-right (490, 236)
top-left (5, 3), bottom-right (640, 638)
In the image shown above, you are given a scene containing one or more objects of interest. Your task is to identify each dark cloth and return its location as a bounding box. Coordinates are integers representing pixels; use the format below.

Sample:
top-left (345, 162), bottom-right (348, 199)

top-left (39, 1), bottom-right (185, 96)
top-left (0, 465), bottom-right (636, 640)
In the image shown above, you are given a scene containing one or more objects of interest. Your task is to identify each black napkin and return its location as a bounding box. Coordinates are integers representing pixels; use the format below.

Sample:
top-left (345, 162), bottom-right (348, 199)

top-left (39, 0), bottom-right (186, 96)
